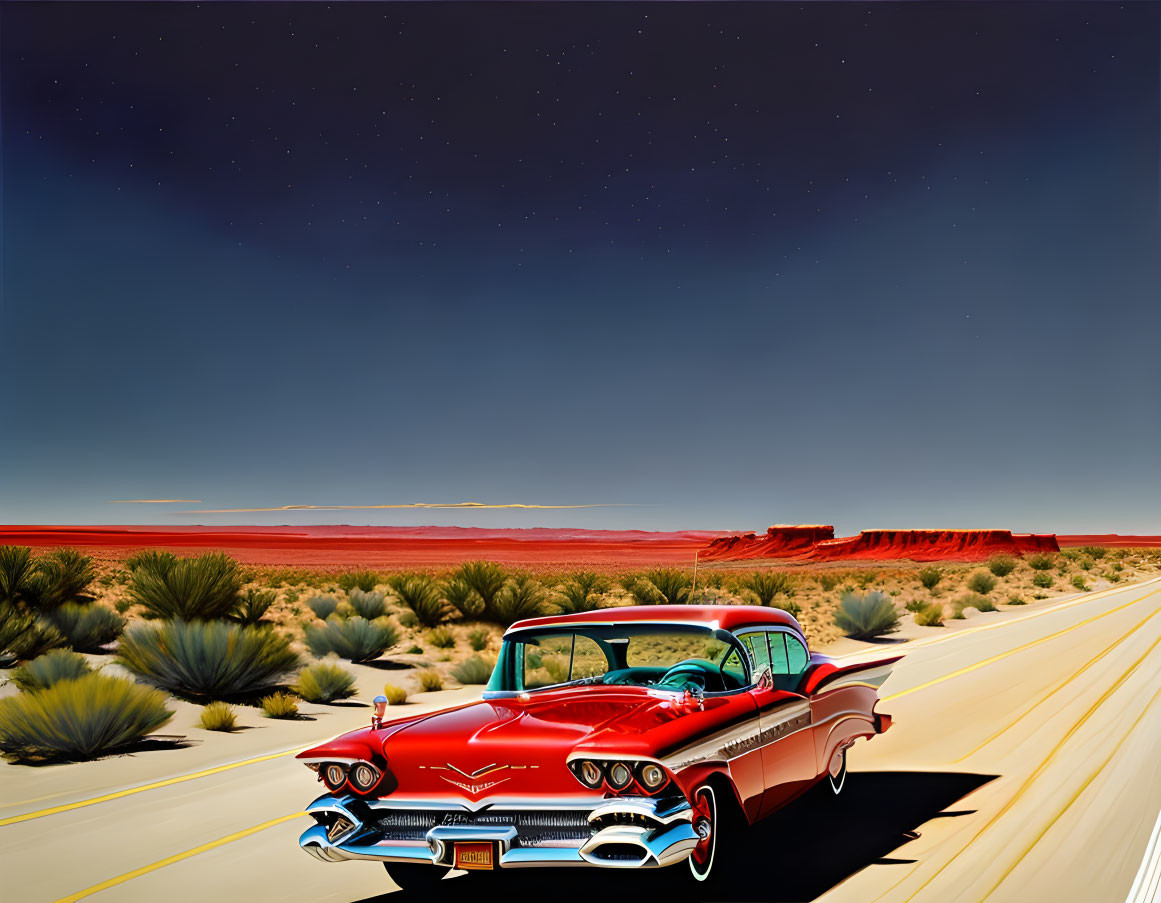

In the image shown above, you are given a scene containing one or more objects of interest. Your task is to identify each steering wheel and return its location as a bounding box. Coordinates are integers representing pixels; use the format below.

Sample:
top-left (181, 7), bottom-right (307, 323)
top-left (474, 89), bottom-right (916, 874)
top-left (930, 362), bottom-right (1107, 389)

top-left (655, 659), bottom-right (723, 692)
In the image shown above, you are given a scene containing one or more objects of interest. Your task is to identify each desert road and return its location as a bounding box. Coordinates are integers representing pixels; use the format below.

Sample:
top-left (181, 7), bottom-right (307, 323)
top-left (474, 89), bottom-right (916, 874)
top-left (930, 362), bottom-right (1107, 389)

top-left (4, 578), bottom-right (1161, 903)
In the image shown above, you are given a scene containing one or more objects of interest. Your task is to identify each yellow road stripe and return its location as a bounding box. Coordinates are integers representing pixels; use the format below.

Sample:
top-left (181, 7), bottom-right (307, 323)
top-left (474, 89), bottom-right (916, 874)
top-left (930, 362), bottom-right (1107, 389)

top-left (53, 812), bottom-right (301, 903)
top-left (952, 598), bottom-right (1161, 762)
top-left (896, 613), bottom-right (1161, 902)
top-left (0, 747), bottom-right (309, 828)
top-left (882, 588), bottom-right (1160, 703)
top-left (981, 681), bottom-right (1161, 898)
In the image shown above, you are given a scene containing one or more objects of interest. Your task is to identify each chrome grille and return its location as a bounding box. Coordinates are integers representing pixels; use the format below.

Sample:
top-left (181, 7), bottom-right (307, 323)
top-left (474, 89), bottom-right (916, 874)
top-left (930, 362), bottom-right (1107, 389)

top-left (374, 809), bottom-right (592, 846)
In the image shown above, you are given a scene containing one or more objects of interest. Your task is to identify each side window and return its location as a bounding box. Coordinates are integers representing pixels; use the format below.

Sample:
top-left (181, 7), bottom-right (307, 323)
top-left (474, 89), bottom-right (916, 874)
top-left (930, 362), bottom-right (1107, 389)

top-left (769, 632), bottom-right (808, 693)
top-left (741, 634), bottom-right (771, 677)
top-left (768, 632), bottom-right (790, 675)
top-left (785, 635), bottom-right (809, 677)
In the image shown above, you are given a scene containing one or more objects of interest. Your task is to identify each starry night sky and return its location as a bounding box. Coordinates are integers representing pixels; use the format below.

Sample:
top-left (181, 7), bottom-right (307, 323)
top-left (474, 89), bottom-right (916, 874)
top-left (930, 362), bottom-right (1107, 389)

top-left (1, 2), bottom-right (1158, 532)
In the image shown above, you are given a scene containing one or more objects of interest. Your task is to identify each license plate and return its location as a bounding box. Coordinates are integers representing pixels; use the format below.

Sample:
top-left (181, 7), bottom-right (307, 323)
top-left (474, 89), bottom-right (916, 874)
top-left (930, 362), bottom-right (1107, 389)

top-left (455, 841), bottom-right (494, 870)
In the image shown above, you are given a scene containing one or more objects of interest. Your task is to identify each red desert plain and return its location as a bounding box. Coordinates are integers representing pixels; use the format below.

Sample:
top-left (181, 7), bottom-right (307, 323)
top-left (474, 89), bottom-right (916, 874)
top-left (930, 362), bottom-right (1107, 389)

top-left (1, 524), bottom-right (1157, 568)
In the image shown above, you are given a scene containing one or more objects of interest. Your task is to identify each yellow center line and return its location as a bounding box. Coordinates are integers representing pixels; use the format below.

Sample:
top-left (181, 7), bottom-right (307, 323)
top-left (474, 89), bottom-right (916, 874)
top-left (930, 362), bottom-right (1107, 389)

top-left (881, 588), bottom-right (1160, 703)
top-left (952, 597), bottom-right (1161, 763)
top-left (980, 680), bottom-right (1161, 899)
top-left (0, 746), bottom-right (311, 828)
top-left (53, 812), bottom-right (302, 903)
top-left (895, 612), bottom-right (1161, 902)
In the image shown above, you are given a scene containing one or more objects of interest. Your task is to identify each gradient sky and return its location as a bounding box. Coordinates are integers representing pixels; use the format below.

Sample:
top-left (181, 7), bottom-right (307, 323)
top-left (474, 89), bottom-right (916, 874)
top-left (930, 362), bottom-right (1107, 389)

top-left (1, 2), bottom-right (1158, 534)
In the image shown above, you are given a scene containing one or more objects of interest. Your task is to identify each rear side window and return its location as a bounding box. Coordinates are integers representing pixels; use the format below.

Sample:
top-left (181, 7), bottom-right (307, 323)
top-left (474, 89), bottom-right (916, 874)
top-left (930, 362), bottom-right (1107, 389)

top-left (768, 631), bottom-right (810, 693)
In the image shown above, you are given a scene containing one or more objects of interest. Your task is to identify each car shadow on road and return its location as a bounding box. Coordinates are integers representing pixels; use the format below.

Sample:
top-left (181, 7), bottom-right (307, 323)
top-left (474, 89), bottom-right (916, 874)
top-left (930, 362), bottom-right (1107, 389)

top-left (352, 769), bottom-right (996, 903)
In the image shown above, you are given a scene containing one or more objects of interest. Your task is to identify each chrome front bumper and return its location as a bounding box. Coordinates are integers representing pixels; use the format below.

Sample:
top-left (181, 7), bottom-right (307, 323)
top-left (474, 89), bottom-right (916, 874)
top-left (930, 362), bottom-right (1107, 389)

top-left (299, 794), bottom-right (698, 869)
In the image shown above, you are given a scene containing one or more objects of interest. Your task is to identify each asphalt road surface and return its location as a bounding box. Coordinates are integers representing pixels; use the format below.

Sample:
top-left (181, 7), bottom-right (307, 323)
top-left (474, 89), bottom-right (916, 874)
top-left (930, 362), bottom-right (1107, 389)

top-left (4, 577), bottom-right (1161, 903)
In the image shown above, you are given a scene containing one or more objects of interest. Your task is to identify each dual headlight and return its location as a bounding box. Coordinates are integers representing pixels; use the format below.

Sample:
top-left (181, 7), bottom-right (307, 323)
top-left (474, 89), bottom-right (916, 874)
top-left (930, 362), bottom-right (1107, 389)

top-left (570, 758), bottom-right (670, 794)
top-left (314, 760), bottom-right (382, 794)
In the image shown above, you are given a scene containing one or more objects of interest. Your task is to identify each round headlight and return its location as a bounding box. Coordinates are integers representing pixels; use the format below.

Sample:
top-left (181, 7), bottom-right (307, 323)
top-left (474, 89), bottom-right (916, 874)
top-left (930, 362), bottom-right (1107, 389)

top-left (608, 761), bottom-right (632, 790)
top-left (578, 760), bottom-right (603, 788)
top-left (322, 763), bottom-right (347, 790)
top-left (350, 762), bottom-right (380, 792)
top-left (639, 763), bottom-right (667, 790)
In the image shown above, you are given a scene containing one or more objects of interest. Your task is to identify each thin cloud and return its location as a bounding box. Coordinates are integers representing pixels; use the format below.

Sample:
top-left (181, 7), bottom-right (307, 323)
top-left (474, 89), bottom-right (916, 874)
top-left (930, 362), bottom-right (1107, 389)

top-left (173, 502), bottom-right (636, 514)
top-left (111, 499), bottom-right (205, 504)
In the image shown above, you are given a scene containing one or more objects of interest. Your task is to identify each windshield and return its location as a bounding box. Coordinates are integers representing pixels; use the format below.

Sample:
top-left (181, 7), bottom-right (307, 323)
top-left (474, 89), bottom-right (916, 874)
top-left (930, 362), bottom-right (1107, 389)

top-left (486, 623), bottom-right (750, 695)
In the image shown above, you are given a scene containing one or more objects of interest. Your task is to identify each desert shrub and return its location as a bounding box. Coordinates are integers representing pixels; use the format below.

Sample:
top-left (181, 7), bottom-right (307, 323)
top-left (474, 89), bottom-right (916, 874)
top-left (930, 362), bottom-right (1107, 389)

top-left (1078, 557), bottom-right (1093, 571)
top-left (958, 592), bottom-right (997, 613)
top-left (304, 616), bottom-right (398, 663)
top-left (1008, 595), bottom-right (1027, 605)
top-left (555, 572), bottom-right (611, 613)
top-left (129, 552), bottom-right (243, 621)
top-left (231, 588), bottom-right (276, 627)
top-left (1060, 549), bottom-right (1081, 561)
top-left (427, 626), bottom-right (455, 648)
top-left (904, 599), bottom-right (926, 613)
top-left (818, 574), bottom-right (841, 592)
top-left (1032, 572), bottom-right (1053, 588)
top-left (917, 567), bottom-right (943, 590)
top-left (118, 620), bottom-right (300, 699)
top-left (294, 659), bottom-right (357, 703)
top-left (1080, 546), bottom-right (1108, 559)
top-left (740, 571), bottom-right (794, 607)
top-left (489, 575), bottom-right (549, 625)
top-left (441, 577), bottom-right (482, 619)
top-left (404, 644), bottom-right (423, 654)
top-left (622, 575), bottom-right (659, 605)
top-left (383, 683), bottom-right (408, 705)
top-left (0, 606), bottom-right (66, 666)
top-left (914, 603), bottom-right (944, 627)
top-left (11, 649), bottom-right (92, 691)
top-left (1072, 576), bottom-right (1090, 591)
top-left (416, 669), bottom-right (444, 692)
top-left (780, 599), bottom-right (803, 618)
top-left (853, 570), bottom-right (879, 590)
top-left (390, 575), bottom-right (451, 627)
top-left (0, 546), bottom-right (38, 606)
top-left (467, 627), bottom-right (489, 651)
top-left (28, 549), bottom-right (96, 609)
top-left (199, 701), bottom-right (238, 731)
top-left (307, 595), bottom-right (339, 620)
top-left (1026, 553), bottom-right (1057, 571)
top-left (451, 655), bottom-right (494, 685)
top-left (0, 673), bottom-right (172, 762)
top-left (1108, 572), bottom-right (1123, 583)
top-left (348, 589), bottom-right (388, 620)
top-left (338, 571), bottom-right (380, 593)
top-left (44, 602), bottom-right (125, 652)
top-left (966, 571), bottom-right (997, 595)
top-left (834, 591), bottom-right (899, 640)
top-left (644, 569), bottom-right (692, 606)
top-left (453, 562), bottom-right (507, 618)
top-left (261, 691), bottom-right (299, 718)
top-left (398, 611), bottom-right (419, 629)
top-left (986, 555), bottom-right (1018, 578)
top-left (124, 550), bottom-right (178, 572)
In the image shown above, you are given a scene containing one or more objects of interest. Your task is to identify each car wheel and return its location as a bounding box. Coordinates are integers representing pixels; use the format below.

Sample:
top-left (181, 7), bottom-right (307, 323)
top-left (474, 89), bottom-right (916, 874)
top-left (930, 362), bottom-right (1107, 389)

top-left (688, 785), bottom-right (718, 882)
top-left (828, 746), bottom-right (847, 795)
top-left (382, 861), bottom-right (449, 890)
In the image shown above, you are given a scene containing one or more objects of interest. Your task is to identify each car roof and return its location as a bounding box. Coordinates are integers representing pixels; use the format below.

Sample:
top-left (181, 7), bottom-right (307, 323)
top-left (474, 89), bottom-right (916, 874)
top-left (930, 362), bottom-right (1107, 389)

top-left (507, 604), bottom-right (804, 636)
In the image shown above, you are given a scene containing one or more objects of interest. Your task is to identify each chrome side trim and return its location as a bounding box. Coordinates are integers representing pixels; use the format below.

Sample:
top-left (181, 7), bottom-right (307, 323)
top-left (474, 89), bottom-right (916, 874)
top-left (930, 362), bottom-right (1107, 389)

top-left (659, 700), bottom-right (812, 770)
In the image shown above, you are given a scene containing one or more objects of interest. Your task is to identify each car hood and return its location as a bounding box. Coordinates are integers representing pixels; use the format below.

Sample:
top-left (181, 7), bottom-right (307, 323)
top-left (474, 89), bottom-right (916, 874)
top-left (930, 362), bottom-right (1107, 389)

top-left (300, 685), bottom-right (725, 800)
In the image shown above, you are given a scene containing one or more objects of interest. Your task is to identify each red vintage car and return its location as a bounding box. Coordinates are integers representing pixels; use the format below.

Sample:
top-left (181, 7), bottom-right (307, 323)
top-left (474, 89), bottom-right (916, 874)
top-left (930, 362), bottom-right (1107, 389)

top-left (297, 605), bottom-right (898, 889)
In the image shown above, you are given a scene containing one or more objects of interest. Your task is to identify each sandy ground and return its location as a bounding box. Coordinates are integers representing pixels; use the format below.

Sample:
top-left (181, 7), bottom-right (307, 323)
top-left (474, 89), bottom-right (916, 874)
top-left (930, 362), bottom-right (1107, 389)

top-left (2, 578), bottom-right (1161, 901)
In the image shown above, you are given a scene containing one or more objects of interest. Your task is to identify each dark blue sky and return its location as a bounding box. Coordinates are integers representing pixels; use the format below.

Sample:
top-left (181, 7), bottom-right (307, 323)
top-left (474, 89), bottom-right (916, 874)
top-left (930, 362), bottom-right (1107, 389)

top-left (1, 2), bottom-right (1158, 533)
